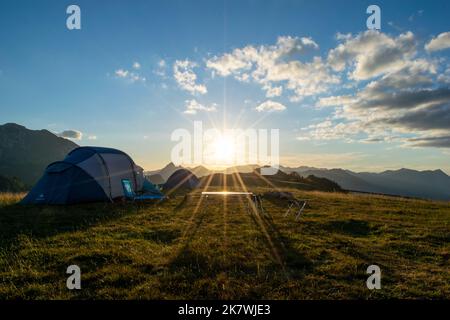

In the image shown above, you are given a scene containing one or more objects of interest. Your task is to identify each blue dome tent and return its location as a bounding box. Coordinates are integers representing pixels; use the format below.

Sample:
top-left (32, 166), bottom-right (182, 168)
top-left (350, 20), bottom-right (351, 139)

top-left (21, 146), bottom-right (163, 204)
top-left (163, 169), bottom-right (199, 191)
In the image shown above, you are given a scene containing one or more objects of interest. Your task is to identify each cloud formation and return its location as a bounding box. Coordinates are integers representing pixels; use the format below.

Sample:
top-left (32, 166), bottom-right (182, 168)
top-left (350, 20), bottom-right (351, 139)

top-left (58, 130), bottom-right (82, 140)
top-left (173, 60), bottom-right (207, 95)
top-left (407, 136), bottom-right (450, 148)
top-left (300, 30), bottom-right (450, 148)
top-left (327, 30), bottom-right (416, 80)
top-left (425, 32), bottom-right (450, 52)
top-left (255, 100), bottom-right (286, 112)
top-left (132, 62), bottom-right (141, 70)
top-left (206, 35), bottom-right (338, 100)
top-left (173, 30), bottom-right (450, 149)
top-left (114, 66), bottom-right (146, 83)
top-left (183, 99), bottom-right (217, 115)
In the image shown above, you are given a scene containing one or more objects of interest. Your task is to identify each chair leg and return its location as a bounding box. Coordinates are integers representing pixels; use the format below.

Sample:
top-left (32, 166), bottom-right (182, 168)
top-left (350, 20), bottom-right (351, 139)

top-left (295, 201), bottom-right (307, 220)
top-left (285, 202), bottom-right (294, 217)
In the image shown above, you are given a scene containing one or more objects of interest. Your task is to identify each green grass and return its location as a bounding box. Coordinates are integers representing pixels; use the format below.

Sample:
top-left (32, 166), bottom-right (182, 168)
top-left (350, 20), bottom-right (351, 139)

top-left (0, 188), bottom-right (449, 299)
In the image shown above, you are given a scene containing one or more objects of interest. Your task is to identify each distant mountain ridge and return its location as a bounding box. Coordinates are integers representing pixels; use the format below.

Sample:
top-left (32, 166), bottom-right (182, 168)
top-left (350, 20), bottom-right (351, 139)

top-left (0, 123), bottom-right (78, 184)
top-left (147, 163), bottom-right (450, 201)
top-left (282, 166), bottom-right (450, 201)
top-left (144, 163), bottom-right (261, 180)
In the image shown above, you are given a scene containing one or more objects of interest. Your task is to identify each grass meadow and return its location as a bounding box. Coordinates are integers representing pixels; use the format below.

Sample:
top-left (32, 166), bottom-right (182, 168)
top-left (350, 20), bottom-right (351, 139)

top-left (0, 188), bottom-right (449, 299)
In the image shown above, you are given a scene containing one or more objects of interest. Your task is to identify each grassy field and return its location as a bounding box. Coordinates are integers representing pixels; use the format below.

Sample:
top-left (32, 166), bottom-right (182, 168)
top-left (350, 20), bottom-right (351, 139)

top-left (0, 188), bottom-right (449, 299)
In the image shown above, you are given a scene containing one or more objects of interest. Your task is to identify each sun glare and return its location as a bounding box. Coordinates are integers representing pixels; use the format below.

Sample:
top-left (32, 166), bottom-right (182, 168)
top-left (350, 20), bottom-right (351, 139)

top-left (213, 135), bottom-right (236, 164)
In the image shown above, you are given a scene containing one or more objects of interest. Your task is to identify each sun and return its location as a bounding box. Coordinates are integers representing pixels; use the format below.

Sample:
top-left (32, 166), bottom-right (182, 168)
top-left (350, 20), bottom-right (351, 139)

top-left (213, 135), bottom-right (236, 165)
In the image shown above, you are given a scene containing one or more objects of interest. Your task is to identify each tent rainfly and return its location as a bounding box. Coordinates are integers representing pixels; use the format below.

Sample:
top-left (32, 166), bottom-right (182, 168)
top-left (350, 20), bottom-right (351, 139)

top-left (21, 146), bottom-right (160, 204)
top-left (163, 168), bottom-right (200, 191)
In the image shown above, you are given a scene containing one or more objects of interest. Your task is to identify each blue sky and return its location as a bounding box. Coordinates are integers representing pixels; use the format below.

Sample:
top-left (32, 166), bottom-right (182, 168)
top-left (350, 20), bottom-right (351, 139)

top-left (1, 0), bottom-right (450, 172)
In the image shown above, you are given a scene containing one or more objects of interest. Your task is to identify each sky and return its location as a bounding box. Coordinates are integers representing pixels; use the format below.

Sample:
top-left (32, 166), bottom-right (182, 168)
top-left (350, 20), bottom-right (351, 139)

top-left (1, 0), bottom-right (450, 172)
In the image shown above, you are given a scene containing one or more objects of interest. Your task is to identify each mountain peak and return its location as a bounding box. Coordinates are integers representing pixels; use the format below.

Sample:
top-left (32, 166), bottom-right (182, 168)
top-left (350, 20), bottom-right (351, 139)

top-left (165, 162), bottom-right (176, 168)
top-left (0, 123), bottom-right (79, 184)
top-left (1, 122), bottom-right (27, 130)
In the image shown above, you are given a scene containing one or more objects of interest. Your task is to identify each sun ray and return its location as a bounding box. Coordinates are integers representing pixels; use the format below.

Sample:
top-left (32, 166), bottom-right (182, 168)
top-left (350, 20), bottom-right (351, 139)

top-left (193, 173), bottom-right (214, 214)
top-left (232, 170), bottom-right (286, 272)
top-left (253, 169), bottom-right (284, 192)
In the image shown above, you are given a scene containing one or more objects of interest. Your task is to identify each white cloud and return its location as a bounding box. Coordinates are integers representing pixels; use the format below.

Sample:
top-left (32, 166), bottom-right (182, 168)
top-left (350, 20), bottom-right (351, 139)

top-left (327, 30), bottom-right (416, 80)
top-left (87, 135), bottom-right (97, 140)
top-left (154, 59), bottom-right (167, 78)
top-left (336, 32), bottom-right (352, 41)
top-left (115, 69), bottom-right (129, 78)
top-left (206, 48), bottom-right (252, 77)
top-left (173, 60), bottom-right (207, 95)
top-left (183, 99), bottom-right (217, 115)
top-left (255, 100), bottom-right (286, 112)
top-left (58, 130), bottom-right (82, 140)
top-left (425, 32), bottom-right (450, 52)
top-left (438, 67), bottom-right (450, 84)
top-left (114, 68), bottom-right (145, 83)
top-left (132, 62), bottom-right (141, 70)
top-left (316, 95), bottom-right (356, 108)
top-left (263, 84), bottom-right (283, 97)
top-left (206, 35), bottom-right (336, 99)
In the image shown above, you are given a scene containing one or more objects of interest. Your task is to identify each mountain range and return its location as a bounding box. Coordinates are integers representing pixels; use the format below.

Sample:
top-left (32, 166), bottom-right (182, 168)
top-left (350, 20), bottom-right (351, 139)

top-left (146, 163), bottom-right (450, 201)
top-left (279, 166), bottom-right (450, 201)
top-left (1, 123), bottom-right (449, 201)
top-left (0, 123), bottom-right (78, 185)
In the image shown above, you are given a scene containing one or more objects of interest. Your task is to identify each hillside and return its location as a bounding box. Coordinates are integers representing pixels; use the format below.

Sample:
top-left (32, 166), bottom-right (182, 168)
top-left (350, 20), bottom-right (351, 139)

top-left (284, 166), bottom-right (450, 201)
top-left (145, 162), bottom-right (181, 181)
top-left (357, 169), bottom-right (450, 200)
top-left (198, 170), bottom-right (343, 192)
top-left (0, 189), bottom-right (448, 299)
top-left (0, 123), bottom-right (78, 185)
top-left (0, 175), bottom-right (27, 192)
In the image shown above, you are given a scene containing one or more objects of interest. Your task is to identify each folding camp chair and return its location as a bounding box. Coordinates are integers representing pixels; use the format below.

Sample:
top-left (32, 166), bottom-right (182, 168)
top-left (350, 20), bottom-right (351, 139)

top-left (284, 199), bottom-right (307, 220)
top-left (121, 179), bottom-right (165, 201)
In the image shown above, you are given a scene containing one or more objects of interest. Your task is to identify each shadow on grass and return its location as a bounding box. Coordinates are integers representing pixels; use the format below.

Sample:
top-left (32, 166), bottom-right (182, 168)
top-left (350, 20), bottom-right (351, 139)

top-left (323, 219), bottom-right (377, 237)
top-left (0, 202), bottom-right (140, 251)
top-left (255, 212), bottom-right (314, 278)
top-left (168, 209), bottom-right (206, 269)
top-left (142, 229), bottom-right (181, 244)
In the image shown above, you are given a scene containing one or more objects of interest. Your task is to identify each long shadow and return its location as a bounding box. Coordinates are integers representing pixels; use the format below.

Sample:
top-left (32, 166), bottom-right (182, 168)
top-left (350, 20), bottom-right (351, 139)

top-left (322, 219), bottom-right (376, 237)
top-left (167, 202), bottom-right (208, 272)
top-left (249, 208), bottom-right (315, 279)
top-left (0, 201), bottom-right (143, 251)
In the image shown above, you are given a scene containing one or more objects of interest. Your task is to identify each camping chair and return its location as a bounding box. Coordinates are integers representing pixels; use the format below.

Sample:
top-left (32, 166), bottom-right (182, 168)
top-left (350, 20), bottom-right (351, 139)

top-left (251, 194), bottom-right (266, 216)
top-left (284, 199), bottom-right (307, 220)
top-left (121, 179), bottom-right (165, 201)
